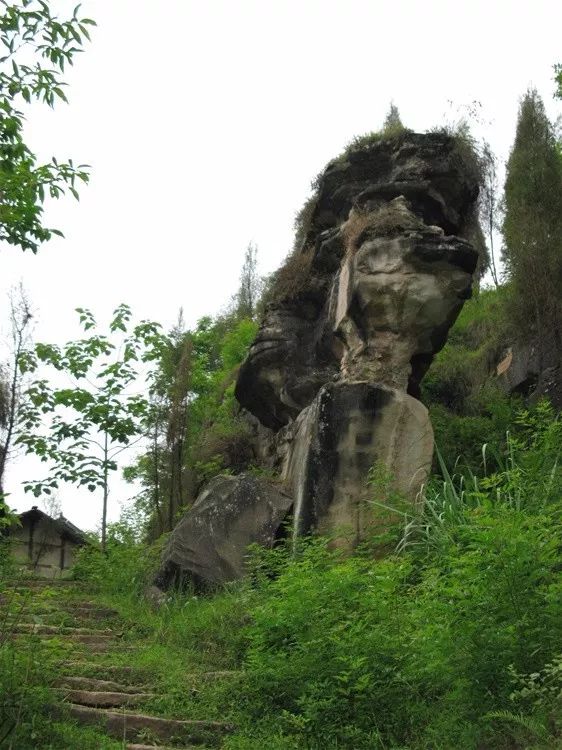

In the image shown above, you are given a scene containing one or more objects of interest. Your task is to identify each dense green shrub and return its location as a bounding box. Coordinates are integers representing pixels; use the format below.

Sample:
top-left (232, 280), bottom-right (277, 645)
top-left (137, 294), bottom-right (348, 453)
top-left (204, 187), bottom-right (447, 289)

top-left (0, 538), bottom-right (15, 582)
top-left (223, 404), bottom-right (562, 749)
top-left (422, 287), bottom-right (507, 414)
top-left (72, 525), bottom-right (161, 597)
top-left (429, 391), bottom-right (517, 472)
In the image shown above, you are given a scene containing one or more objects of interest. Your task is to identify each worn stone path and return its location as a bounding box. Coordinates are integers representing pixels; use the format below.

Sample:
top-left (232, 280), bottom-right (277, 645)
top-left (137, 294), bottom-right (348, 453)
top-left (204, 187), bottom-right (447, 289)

top-left (4, 579), bottom-right (234, 749)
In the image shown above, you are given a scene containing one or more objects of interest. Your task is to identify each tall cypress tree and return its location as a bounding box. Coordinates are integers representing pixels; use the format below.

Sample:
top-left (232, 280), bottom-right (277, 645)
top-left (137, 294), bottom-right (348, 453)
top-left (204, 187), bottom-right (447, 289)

top-left (502, 89), bottom-right (562, 358)
top-left (235, 243), bottom-right (262, 320)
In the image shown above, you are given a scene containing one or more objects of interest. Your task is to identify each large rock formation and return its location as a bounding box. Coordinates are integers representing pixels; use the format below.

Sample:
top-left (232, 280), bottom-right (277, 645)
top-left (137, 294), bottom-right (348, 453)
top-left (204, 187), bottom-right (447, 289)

top-left (236, 132), bottom-right (480, 428)
top-left (156, 131), bottom-right (480, 588)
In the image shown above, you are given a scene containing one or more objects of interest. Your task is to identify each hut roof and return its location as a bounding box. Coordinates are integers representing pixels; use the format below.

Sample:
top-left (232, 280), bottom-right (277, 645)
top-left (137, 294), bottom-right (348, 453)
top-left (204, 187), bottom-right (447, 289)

top-left (18, 506), bottom-right (87, 546)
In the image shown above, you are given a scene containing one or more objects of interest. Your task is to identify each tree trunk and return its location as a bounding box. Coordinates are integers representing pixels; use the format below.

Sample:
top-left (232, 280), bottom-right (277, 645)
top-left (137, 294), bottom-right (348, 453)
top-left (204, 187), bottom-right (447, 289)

top-left (101, 431), bottom-right (109, 553)
top-left (152, 421), bottom-right (163, 533)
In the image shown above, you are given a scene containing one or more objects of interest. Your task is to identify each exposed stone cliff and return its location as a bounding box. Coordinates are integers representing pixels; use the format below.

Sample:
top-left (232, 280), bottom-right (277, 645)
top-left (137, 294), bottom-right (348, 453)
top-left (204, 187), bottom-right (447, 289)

top-left (156, 131), bottom-right (481, 590)
top-left (237, 132), bottom-right (479, 427)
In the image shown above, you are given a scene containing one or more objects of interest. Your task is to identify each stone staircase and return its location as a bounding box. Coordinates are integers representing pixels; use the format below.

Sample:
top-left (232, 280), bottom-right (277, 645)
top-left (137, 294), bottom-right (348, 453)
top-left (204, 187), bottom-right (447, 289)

top-left (3, 579), bottom-right (234, 749)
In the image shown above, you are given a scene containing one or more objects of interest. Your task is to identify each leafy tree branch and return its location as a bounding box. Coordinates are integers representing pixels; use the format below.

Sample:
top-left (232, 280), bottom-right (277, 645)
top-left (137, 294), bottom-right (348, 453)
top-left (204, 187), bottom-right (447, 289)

top-left (0, 1), bottom-right (96, 252)
top-left (16, 303), bottom-right (167, 550)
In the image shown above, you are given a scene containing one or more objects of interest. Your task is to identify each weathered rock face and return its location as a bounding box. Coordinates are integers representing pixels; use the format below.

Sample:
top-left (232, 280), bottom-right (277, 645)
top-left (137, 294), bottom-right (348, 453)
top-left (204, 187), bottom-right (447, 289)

top-left (236, 132), bottom-right (479, 429)
top-left (284, 383), bottom-right (433, 543)
top-left (496, 336), bottom-right (562, 410)
top-left (156, 131), bottom-right (480, 589)
top-left (234, 131), bottom-right (479, 545)
top-left (333, 197), bottom-right (476, 392)
top-left (154, 475), bottom-right (292, 590)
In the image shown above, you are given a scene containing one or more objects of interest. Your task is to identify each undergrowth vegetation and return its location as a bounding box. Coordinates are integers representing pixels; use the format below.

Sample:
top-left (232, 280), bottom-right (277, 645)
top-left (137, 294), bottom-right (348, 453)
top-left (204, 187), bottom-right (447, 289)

top-left (55, 400), bottom-right (562, 750)
top-left (0, 576), bottom-right (121, 749)
top-left (423, 286), bottom-right (518, 471)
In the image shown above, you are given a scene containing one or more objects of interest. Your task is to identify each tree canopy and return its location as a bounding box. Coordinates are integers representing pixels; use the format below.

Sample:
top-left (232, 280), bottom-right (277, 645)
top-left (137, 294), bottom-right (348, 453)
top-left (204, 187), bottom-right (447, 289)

top-left (0, 1), bottom-right (95, 252)
top-left (16, 304), bottom-right (166, 550)
top-left (502, 88), bottom-right (562, 356)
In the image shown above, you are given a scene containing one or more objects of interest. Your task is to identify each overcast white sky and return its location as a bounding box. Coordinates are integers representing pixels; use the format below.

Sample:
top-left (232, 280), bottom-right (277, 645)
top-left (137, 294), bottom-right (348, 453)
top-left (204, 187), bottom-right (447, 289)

top-left (2, 0), bottom-right (561, 531)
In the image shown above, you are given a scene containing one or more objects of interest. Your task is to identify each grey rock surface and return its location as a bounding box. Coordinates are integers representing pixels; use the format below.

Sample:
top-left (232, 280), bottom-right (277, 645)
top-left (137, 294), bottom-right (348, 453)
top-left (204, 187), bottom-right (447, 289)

top-left (283, 382), bottom-right (433, 546)
top-left (236, 132), bottom-right (479, 429)
top-left (155, 474), bottom-right (292, 590)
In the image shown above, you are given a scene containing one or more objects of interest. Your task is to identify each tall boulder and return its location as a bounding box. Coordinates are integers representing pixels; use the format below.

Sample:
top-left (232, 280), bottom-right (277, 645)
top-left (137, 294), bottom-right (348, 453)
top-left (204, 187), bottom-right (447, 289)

top-left (284, 383), bottom-right (433, 544)
top-left (156, 131), bottom-right (480, 589)
top-left (235, 131), bottom-right (479, 546)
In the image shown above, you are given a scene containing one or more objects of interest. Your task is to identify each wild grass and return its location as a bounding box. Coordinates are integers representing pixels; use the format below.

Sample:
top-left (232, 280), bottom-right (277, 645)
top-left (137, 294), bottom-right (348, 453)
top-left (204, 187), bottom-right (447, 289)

top-left (68, 400), bottom-right (560, 749)
top-left (0, 579), bottom-right (121, 749)
top-left (3, 399), bottom-right (560, 749)
top-left (264, 245), bottom-right (315, 305)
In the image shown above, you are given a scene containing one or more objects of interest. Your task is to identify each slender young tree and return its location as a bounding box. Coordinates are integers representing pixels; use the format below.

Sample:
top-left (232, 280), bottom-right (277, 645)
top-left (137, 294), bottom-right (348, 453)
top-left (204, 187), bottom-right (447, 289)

top-left (479, 142), bottom-right (501, 288)
top-left (383, 102), bottom-right (403, 133)
top-left (148, 394), bottom-right (165, 532)
top-left (123, 311), bottom-right (193, 535)
top-left (164, 320), bottom-right (192, 530)
top-left (502, 89), bottom-right (562, 359)
top-left (0, 285), bottom-right (33, 497)
top-left (17, 304), bottom-right (166, 551)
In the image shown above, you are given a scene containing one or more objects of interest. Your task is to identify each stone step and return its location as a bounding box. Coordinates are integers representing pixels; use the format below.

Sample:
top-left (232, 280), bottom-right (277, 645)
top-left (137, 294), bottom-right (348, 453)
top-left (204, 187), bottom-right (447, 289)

top-left (14, 578), bottom-right (76, 587)
top-left (12, 584), bottom-right (76, 595)
top-left (72, 606), bottom-right (119, 619)
top-left (65, 704), bottom-right (234, 744)
top-left (9, 608), bottom-right (119, 627)
top-left (40, 636), bottom-right (123, 654)
top-left (63, 661), bottom-right (149, 681)
top-left (42, 631), bottom-right (117, 645)
top-left (8, 633), bottom-right (117, 652)
top-left (69, 601), bottom-right (117, 611)
top-left (14, 623), bottom-right (114, 636)
top-left (16, 600), bottom-right (116, 616)
top-left (184, 670), bottom-right (239, 681)
top-left (59, 688), bottom-right (155, 708)
top-left (73, 641), bottom-right (127, 654)
top-left (57, 676), bottom-right (150, 693)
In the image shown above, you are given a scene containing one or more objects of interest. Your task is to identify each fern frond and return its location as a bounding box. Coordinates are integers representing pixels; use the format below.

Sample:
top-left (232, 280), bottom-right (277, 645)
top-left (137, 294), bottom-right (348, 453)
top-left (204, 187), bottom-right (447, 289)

top-left (484, 710), bottom-right (548, 738)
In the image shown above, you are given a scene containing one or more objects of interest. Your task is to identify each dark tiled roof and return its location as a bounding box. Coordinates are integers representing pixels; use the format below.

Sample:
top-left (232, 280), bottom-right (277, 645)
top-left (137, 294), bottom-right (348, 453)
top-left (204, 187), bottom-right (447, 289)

top-left (18, 507), bottom-right (87, 546)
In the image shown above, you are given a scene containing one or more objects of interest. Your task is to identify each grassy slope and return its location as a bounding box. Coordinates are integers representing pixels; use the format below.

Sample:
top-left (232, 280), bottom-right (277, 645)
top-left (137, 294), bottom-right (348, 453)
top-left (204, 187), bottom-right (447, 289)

top-left (2, 289), bottom-right (560, 750)
top-left (68, 401), bottom-right (561, 750)
top-left (0, 582), bottom-right (122, 749)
